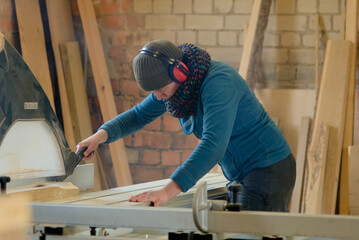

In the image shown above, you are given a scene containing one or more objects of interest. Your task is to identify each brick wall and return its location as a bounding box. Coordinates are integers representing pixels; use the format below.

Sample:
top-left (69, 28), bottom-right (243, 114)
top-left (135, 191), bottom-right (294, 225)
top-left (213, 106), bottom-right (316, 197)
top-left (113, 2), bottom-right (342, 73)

top-left (0, 0), bottom-right (348, 184)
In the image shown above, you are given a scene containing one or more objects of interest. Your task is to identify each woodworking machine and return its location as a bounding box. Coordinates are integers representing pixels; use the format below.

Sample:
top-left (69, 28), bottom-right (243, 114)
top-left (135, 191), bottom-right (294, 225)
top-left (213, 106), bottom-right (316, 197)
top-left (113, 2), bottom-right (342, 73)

top-left (2, 36), bottom-right (359, 240)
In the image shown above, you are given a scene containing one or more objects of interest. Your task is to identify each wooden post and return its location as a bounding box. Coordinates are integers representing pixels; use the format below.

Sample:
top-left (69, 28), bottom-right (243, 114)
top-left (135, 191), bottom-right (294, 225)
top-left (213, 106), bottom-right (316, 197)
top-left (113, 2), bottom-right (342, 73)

top-left (77, 0), bottom-right (132, 186)
top-left (14, 0), bottom-right (55, 111)
top-left (239, 0), bottom-right (272, 89)
top-left (60, 41), bottom-right (107, 190)
top-left (46, 0), bottom-right (77, 151)
top-left (339, 0), bottom-right (358, 215)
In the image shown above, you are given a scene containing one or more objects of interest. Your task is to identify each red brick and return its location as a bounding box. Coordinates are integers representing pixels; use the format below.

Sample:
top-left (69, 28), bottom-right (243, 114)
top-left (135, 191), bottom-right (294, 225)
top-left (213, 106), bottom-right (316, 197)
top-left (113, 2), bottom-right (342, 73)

top-left (101, 0), bottom-right (121, 14)
top-left (143, 117), bottom-right (161, 131)
top-left (115, 96), bottom-right (133, 113)
top-left (123, 135), bottom-right (132, 147)
top-left (111, 79), bottom-right (121, 95)
top-left (182, 150), bottom-right (193, 162)
top-left (172, 134), bottom-right (198, 150)
top-left (121, 80), bottom-right (141, 96)
top-left (125, 15), bottom-right (144, 30)
top-left (130, 166), bottom-right (163, 184)
top-left (126, 147), bottom-right (139, 164)
top-left (111, 31), bottom-right (126, 45)
top-left (115, 63), bottom-right (133, 78)
top-left (126, 47), bottom-right (140, 62)
top-left (142, 149), bottom-right (161, 165)
top-left (133, 132), bottom-right (143, 147)
top-left (105, 15), bottom-right (123, 29)
top-left (164, 167), bottom-right (177, 179)
top-left (163, 115), bottom-right (182, 132)
top-left (142, 132), bottom-right (172, 149)
top-left (120, 0), bottom-right (131, 13)
top-left (91, 114), bottom-right (103, 132)
top-left (108, 47), bottom-right (125, 61)
top-left (162, 151), bottom-right (181, 166)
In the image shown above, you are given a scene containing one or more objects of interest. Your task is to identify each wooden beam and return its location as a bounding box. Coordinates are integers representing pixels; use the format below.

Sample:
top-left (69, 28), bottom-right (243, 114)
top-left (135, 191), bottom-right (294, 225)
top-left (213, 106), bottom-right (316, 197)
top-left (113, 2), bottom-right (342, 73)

top-left (77, 0), bottom-right (132, 187)
top-left (46, 0), bottom-right (77, 151)
top-left (348, 145), bottom-right (359, 215)
top-left (304, 40), bottom-right (352, 214)
top-left (59, 41), bottom-right (106, 191)
top-left (304, 122), bottom-right (330, 214)
top-left (0, 196), bottom-right (30, 240)
top-left (8, 182), bottom-right (79, 202)
top-left (238, 0), bottom-right (272, 89)
top-left (290, 116), bottom-right (311, 213)
top-left (339, 0), bottom-right (358, 215)
top-left (14, 0), bottom-right (55, 111)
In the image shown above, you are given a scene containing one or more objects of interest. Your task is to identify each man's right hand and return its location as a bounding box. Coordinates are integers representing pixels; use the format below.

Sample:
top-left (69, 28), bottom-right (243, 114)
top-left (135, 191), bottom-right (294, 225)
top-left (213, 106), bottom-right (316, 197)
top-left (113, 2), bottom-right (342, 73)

top-left (76, 129), bottom-right (108, 160)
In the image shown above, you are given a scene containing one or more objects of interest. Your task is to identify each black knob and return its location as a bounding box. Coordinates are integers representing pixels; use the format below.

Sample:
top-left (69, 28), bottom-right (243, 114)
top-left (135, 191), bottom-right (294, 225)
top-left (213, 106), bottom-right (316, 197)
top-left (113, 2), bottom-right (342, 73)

top-left (0, 176), bottom-right (11, 195)
top-left (228, 183), bottom-right (243, 204)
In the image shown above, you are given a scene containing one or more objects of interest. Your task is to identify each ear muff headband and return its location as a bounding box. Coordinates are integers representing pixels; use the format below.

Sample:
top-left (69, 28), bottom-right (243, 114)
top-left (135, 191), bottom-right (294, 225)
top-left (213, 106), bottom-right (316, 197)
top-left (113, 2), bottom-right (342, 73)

top-left (139, 47), bottom-right (190, 83)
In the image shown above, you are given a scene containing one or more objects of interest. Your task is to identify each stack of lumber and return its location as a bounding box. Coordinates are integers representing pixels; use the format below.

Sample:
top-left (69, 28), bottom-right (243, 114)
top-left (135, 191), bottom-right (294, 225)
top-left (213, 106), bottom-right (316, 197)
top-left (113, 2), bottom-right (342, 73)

top-left (12, 0), bottom-right (133, 190)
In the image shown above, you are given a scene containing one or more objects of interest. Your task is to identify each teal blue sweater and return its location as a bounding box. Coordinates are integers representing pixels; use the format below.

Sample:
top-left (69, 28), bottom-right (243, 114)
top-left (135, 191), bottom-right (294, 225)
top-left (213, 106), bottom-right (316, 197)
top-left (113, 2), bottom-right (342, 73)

top-left (100, 61), bottom-right (291, 192)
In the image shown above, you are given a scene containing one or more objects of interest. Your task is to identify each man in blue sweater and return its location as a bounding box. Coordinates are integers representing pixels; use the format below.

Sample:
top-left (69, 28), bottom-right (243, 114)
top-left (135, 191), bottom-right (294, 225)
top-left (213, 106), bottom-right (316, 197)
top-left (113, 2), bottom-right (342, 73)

top-left (77, 39), bottom-right (296, 211)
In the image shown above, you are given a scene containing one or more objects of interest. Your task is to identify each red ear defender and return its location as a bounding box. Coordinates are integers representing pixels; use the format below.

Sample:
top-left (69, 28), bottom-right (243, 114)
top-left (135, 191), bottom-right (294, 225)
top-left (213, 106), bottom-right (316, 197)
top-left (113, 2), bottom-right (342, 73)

top-left (172, 62), bottom-right (189, 83)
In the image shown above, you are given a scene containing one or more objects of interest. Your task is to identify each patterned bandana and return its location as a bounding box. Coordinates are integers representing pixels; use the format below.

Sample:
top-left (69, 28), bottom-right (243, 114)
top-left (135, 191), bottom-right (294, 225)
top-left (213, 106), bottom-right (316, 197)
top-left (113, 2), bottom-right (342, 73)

top-left (164, 43), bottom-right (211, 118)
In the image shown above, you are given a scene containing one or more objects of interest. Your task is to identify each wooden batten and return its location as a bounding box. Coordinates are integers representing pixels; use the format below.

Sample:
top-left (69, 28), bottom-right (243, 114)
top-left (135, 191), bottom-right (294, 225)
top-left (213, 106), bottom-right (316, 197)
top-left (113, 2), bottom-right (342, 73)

top-left (348, 146), bottom-right (359, 215)
top-left (303, 40), bottom-right (352, 214)
top-left (14, 0), bottom-right (55, 111)
top-left (77, 0), bottom-right (132, 187)
top-left (46, 0), bottom-right (77, 151)
top-left (339, 0), bottom-right (358, 215)
top-left (290, 116), bottom-right (311, 213)
top-left (60, 41), bottom-right (106, 190)
top-left (238, 0), bottom-right (272, 89)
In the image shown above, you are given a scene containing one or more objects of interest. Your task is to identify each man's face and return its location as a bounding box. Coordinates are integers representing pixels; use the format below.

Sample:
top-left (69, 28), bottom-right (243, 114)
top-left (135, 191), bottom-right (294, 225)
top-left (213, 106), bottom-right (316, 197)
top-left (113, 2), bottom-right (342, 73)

top-left (153, 82), bottom-right (180, 100)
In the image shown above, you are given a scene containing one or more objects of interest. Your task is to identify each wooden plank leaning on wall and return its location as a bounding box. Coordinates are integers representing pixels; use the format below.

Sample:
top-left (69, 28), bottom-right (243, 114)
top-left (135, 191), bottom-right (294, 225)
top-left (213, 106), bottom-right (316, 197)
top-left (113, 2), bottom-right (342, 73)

top-left (77, 0), bottom-right (132, 187)
top-left (60, 41), bottom-right (107, 190)
top-left (46, 0), bottom-right (77, 151)
top-left (303, 40), bottom-right (352, 214)
top-left (238, 0), bottom-right (272, 89)
top-left (14, 0), bottom-right (56, 111)
top-left (339, 0), bottom-right (358, 215)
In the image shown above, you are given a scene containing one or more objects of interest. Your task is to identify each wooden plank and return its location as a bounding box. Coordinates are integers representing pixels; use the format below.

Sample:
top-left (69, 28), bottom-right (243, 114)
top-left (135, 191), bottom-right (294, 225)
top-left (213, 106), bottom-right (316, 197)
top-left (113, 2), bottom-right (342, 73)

top-left (0, 196), bottom-right (30, 240)
top-left (238, 0), bottom-right (272, 89)
top-left (304, 122), bottom-right (330, 214)
top-left (46, 0), bottom-right (77, 151)
top-left (348, 145), bottom-right (359, 215)
top-left (59, 41), bottom-right (104, 191)
top-left (339, 0), bottom-right (358, 215)
top-left (304, 40), bottom-right (352, 214)
top-left (77, 0), bottom-right (132, 187)
top-left (315, 14), bottom-right (320, 95)
top-left (8, 182), bottom-right (79, 202)
top-left (290, 116), bottom-right (311, 213)
top-left (14, 0), bottom-right (55, 111)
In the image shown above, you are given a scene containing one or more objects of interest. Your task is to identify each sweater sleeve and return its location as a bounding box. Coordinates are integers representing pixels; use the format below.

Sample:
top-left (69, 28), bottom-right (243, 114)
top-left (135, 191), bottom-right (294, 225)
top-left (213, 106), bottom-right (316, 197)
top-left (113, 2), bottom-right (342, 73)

top-left (170, 75), bottom-right (242, 192)
top-left (99, 92), bottom-right (167, 144)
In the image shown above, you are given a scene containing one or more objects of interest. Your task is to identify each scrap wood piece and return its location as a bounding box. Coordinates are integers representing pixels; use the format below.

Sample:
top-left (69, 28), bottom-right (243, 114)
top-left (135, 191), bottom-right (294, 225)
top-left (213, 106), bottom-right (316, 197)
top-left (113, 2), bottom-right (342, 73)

top-left (348, 145), bottom-right (359, 215)
top-left (238, 0), bottom-right (272, 89)
top-left (60, 41), bottom-right (106, 191)
top-left (304, 122), bottom-right (330, 214)
top-left (290, 116), bottom-right (311, 213)
top-left (304, 40), bottom-right (352, 214)
top-left (46, 0), bottom-right (77, 151)
top-left (7, 182), bottom-right (79, 202)
top-left (77, 0), bottom-right (132, 187)
top-left (339, 0), bottom-right (358, 215)
top-left (0, 196), bottom-right (30, 240)
top-left (14, 0), bottom-right (55, 111)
